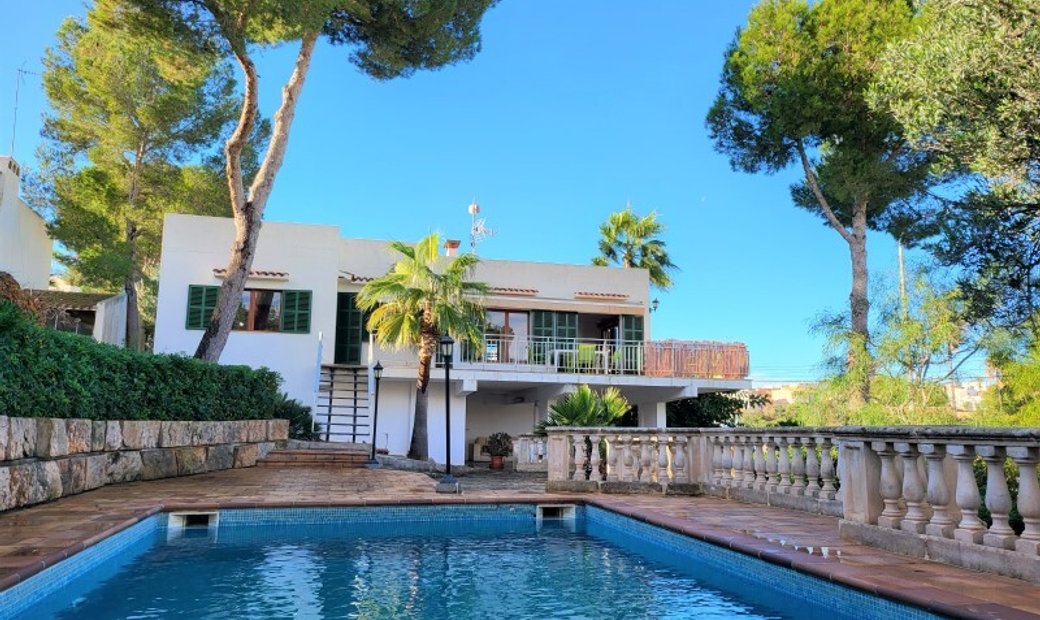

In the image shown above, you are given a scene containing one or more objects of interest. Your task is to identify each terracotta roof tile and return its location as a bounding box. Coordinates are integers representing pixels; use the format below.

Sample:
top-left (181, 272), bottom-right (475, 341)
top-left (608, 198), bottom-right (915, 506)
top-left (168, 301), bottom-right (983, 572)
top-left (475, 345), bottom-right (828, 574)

top-left (212, 268), bottom-right (289, 279)
top-left (490, 287), bottom-right (538, 296)
top-left (574, 291), bottom-right (629, 300)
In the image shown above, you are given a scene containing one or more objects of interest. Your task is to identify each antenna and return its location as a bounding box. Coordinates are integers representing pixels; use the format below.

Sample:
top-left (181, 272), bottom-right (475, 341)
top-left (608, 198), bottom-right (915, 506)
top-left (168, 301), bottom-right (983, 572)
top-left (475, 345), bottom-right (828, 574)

top-left (468, 199), bottom-right (494, 253)
top-left (10, 65), bottom-right (36, 156)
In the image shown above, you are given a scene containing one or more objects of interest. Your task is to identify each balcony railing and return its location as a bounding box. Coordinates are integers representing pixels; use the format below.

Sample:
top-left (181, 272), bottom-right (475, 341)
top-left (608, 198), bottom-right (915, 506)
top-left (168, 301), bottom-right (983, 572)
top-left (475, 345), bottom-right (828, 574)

top-left (457, 334), bottom-right (749, 379)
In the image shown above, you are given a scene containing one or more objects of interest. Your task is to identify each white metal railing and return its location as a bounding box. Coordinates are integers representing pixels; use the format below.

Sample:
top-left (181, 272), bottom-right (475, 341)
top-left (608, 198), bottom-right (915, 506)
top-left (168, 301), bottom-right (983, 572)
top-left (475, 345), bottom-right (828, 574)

top-left (456, 334), bottom-right (749, 379)
top-left (545, 426), bottom-right (1040, 577)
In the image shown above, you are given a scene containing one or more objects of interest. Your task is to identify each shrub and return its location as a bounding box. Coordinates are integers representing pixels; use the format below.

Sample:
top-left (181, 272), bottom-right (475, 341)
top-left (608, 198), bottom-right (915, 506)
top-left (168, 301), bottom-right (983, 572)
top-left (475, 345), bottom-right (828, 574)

top-left (0, 301), bottom-right (281, 421)
top-left (274, 393), bottom-right (322, 440)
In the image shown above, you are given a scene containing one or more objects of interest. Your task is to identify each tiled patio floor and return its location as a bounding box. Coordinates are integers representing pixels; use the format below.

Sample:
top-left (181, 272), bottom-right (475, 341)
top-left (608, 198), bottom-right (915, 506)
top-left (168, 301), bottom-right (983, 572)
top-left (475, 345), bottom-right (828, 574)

top-left (1, 467), bottom-right (1038, 619)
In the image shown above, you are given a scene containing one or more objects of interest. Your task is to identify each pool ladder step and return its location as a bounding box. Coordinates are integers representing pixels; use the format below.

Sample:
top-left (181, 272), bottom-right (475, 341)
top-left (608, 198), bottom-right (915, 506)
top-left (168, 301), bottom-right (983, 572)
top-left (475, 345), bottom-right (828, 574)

top-left (257, 449), bottom-right (371, 468)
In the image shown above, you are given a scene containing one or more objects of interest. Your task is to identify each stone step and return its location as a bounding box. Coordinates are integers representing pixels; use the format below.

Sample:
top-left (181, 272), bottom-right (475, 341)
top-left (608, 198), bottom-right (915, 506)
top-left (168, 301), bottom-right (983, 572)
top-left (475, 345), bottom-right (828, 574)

top-left (257, 449), bottom-right (370, 468)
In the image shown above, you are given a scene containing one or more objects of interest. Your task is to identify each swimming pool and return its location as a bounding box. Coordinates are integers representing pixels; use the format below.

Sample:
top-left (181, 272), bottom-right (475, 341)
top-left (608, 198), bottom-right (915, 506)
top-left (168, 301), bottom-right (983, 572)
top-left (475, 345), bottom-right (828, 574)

top-left (2, 504), bottom-right (943, 619)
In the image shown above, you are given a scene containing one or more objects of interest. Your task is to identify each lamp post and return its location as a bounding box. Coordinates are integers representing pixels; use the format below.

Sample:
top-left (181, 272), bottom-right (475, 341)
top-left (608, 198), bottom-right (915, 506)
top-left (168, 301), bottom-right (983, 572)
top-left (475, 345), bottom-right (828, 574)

top-left (366, 361), bottom-right (383, 468)
top-left (435, 334), bottom-right (459, 493)
top-left (651, 298), bottom-right (660, 313)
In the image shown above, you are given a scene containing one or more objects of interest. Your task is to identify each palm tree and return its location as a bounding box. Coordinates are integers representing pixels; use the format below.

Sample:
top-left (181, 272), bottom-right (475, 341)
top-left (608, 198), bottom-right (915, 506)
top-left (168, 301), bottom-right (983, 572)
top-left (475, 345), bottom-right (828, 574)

top-left (534, 385), bottom-right (630, 434)
top-left (357, 233), bottom-right (487, 461)
top-left (592, 205), bottom-right (678, 289)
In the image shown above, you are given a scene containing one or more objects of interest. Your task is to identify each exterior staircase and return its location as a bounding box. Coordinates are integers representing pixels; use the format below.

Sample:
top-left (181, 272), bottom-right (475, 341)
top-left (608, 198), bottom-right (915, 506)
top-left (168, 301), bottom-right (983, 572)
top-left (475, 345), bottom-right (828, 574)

top-left (257, 442), bottom-right (371, 469)
top-left (316, 365), bottom-right (371, 442)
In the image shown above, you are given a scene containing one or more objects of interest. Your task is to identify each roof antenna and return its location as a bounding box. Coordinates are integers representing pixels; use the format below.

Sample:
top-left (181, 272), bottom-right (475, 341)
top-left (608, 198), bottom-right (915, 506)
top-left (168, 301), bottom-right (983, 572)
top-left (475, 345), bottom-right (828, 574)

top-left (10, 64), bottom-right (33, 155)
top-left (468, 198), bottom-right (494, 254)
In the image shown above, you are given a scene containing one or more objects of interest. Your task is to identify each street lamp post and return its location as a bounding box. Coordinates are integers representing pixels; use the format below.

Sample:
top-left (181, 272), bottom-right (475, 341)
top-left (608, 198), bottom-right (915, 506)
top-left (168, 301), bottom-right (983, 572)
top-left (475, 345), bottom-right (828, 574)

top-left (366, 361), bottom-right (383, 468)
top-left (435, 334), bottom-right (459, 493)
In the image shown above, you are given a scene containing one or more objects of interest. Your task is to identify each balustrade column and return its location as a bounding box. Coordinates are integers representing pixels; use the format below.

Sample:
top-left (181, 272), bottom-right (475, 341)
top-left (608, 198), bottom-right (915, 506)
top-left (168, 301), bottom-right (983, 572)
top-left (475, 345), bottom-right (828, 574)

top-left (790, 437), bottom-right (807, 496)
top-left (873, 441), bottom-right (905, 529)
top-left (711, 436), bottom-right (724, 485)
top-left (720, 436), bottom-right (734, 488)
top-left (742, 437), bottom-right (757, 489)
top-left (673, 436), bottom-right (689, 484)
top-left (657, 435), bottom-right (670, 484)
top-left (605, 435), bottom-right (619, 482)
top-left (978, 446), bottom-right (1017, 549)
top-left (777, 437), bottom-right (792, 494)
top-left (804, 436), bottom-right (820, 498)
top-left (819, 437), bottom-right (837, 501)
top-left (622, 436), bottom-right (636, 482)
top-left (1008, 447), bottom-right (1040, 555)
top-left (639, 439), bottom-right (653, 483)
top-left (947, 444), bottom-right (987, 544)
top-left (589, 433), bottom-right (602, 482)
top-left (765, 436), bottom-right (780, 494)
top-left (571, 433), bottom-right (587, 481)
top-left (753, 439), bottom-right (767, 491)
top-left (895, 442), bottom-right (930, 534)
top-left (919, 443), bottom-right (955, 538)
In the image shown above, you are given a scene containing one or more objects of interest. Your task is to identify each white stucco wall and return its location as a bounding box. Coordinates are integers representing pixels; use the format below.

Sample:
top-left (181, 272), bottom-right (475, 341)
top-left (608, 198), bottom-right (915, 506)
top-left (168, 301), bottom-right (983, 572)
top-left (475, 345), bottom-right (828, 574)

top-left (93, 293), bottom-right (128, 346)
top-left (465, 396), bottom-right (540, 442)
top-left (153, 214), bottom-right (341, 409)
top-left (367, 379), bottom-right (465, 464)
top-left (0, 157), bottom-right (52, 289)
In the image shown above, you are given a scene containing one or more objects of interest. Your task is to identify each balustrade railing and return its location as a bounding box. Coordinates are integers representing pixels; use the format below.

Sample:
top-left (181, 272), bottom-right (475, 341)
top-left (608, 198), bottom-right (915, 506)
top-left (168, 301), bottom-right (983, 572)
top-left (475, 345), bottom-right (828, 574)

top-left (545, 425), bottom-right (1040, 574)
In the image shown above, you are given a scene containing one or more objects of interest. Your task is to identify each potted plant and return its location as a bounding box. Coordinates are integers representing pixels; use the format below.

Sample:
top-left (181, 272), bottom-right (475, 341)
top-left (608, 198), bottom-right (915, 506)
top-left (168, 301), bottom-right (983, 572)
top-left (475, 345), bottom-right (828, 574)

top-left (483, 432), bottom-right (513, 470)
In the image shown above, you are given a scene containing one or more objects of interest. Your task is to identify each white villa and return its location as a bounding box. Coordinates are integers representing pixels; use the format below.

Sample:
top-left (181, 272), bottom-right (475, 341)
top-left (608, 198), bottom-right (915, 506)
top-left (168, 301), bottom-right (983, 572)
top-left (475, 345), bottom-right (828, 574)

top-left (153, 213), bottom-right (751, 465)
top-left (0, 157), bottom-right (51, 290)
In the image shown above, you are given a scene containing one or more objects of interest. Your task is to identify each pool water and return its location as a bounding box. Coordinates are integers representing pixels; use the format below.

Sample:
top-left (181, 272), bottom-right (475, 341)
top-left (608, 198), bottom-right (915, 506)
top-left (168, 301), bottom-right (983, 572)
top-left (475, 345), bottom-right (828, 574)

top-left (7, 505), bottom-right (941, 620)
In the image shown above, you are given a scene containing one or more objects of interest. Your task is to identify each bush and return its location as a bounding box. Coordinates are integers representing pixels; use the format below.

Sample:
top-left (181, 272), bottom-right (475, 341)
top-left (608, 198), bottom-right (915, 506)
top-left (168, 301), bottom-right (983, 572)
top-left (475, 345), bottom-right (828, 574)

top-left (0, 301), bottom-right (282, 421)
top-left (274, 394), bottom-right (321, 440)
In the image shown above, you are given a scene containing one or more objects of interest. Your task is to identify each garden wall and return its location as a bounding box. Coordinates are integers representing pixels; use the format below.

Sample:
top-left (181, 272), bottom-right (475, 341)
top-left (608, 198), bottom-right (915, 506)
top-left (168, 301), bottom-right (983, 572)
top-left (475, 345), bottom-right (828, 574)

top-left (0, 416), bottom-right (288, 512)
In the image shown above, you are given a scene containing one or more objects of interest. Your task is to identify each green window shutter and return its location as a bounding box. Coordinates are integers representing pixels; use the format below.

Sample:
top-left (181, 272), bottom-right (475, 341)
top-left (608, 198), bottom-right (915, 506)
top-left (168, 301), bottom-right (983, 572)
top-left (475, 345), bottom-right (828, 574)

top-left (555, 312), bottom-right (578, 341)
top-left (281, 290), bottom-right (312, 334)
top-left (532, 311), bottom-right (555, 339)
top-left (622, 315), bottom-right (644, 342)
top-left (185, 285), bottom-right (219, 330)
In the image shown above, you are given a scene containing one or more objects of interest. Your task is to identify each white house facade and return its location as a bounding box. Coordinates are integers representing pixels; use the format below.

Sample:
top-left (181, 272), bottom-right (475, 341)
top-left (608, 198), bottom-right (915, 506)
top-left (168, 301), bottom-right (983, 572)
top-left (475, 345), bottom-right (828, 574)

top-left (0, 157), bottom-right (51, 289)
top-left (154, 213), bottom-right (751, 465)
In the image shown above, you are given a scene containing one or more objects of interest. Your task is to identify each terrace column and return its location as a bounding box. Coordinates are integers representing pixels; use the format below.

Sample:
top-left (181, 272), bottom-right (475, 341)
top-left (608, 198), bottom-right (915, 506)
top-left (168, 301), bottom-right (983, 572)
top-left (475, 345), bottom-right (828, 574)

top-left (1008, 446), bottom-right (1040, 555)
top-left (637, 401), bottom-right (667, 428)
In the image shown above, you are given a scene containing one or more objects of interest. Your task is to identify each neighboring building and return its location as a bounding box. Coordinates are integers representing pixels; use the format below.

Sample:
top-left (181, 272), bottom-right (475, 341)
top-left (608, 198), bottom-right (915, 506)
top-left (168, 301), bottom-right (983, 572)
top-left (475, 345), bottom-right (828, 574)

top-left (154, 214), bottom-right (751, 465)
top-left (945, 379), bottom-right (989, 413)
top-left (0, 157), bottom-right (51, 289)
top-left (30, 289), bottom-right (128, 347)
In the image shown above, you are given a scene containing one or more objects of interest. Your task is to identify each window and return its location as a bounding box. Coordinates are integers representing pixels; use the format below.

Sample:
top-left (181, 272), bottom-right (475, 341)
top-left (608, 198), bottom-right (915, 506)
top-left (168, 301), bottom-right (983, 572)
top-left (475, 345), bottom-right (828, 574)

top-left (185, 285), bottom-right (311, 334)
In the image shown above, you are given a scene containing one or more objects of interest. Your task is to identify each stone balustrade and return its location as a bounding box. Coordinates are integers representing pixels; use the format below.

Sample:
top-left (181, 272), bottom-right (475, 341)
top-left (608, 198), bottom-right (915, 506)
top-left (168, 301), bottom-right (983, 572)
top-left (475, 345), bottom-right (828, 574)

top-left (514, 435), bottom-right (548, 472)
top-left (546, 425), bottom-right (1040, 582)
top-left (0, 416), bottom-right (288, 512)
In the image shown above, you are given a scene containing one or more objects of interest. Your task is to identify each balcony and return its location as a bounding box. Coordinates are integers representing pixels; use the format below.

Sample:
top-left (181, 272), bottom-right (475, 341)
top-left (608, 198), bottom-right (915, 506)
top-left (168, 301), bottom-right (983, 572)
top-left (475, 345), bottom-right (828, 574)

top-left (457, 334), bottom-right (749, 379)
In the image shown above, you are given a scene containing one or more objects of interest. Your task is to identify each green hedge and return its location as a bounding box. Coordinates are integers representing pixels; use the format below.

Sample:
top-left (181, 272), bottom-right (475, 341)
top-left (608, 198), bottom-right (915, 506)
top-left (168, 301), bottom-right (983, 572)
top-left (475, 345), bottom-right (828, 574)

top-left (0, 301), bottom-right (281, 421)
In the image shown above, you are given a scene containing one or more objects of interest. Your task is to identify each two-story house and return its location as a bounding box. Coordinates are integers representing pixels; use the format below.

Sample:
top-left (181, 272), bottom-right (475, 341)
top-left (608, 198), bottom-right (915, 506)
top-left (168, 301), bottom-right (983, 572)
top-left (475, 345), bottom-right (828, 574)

top-left (153, 214), bottom-right (750, 465)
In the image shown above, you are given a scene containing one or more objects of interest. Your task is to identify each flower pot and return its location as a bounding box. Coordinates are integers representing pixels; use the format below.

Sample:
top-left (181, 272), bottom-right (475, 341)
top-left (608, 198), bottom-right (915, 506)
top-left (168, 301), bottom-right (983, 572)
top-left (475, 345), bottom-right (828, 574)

top-left (489, 455), bottom-right (505, 470)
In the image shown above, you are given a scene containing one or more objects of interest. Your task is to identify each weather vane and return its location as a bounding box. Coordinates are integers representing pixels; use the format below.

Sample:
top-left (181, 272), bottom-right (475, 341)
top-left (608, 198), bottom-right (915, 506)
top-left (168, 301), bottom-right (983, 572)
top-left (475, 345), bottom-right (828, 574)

top-left (468, 200), bottom-right (494, 253)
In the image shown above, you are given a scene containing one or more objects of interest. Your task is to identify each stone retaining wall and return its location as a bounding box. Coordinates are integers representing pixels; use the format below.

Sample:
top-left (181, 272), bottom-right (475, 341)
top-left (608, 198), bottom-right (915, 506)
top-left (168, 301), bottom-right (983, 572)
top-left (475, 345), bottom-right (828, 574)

top-left (0, 417), bottom-right (288, 512)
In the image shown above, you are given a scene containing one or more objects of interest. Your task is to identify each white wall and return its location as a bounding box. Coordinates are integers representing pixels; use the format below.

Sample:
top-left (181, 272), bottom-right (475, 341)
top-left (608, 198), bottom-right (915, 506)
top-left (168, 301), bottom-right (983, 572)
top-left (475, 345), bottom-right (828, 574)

top-left (0, 157), bottom-right (51, 289)
top-left (367, 379), bottom-right (466, 465)
top-left (153, 214), bottom-right (341, 409)
top-left (93, 293), bottom-right (127, 346)
top-left (465, 395), bottom-right (539, 441)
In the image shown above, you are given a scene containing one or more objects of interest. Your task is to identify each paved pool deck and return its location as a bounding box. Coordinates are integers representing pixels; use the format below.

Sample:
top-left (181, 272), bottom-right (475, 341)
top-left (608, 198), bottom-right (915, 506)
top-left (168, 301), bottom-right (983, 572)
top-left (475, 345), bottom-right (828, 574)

top-left (1, 467), bottom-right (1038, 619)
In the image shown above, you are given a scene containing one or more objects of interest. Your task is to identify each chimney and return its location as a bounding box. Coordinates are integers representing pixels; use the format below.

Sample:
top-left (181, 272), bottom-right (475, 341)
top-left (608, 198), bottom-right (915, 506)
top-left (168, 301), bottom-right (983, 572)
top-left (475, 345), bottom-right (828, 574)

top-left (444, 239), bottom-right (461, 257)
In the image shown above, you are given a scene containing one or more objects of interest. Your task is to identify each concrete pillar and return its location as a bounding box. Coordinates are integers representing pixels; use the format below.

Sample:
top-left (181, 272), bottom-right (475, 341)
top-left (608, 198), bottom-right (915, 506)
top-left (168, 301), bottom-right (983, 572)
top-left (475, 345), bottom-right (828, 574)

top-left (838, 439), bottom-right (883, 524)
top-left (637, 401), bottom-right (666, 428)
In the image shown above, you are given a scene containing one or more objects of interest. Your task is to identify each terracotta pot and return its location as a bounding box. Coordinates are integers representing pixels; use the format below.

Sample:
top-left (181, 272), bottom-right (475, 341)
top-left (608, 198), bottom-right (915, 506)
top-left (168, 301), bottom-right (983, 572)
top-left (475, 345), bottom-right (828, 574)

top-left (489, 455), bottom-right (505, 470)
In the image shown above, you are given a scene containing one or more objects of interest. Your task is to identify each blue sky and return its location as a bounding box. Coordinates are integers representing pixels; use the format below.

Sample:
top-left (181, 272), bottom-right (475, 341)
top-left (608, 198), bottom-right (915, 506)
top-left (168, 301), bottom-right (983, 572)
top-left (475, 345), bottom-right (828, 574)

top-left (2, 1), bottom-right (925, 384)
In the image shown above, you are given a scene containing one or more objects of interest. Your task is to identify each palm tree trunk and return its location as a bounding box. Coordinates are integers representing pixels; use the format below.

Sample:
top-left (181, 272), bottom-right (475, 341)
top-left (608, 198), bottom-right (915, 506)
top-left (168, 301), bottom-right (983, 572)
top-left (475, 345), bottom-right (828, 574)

top-left (409, 324), bottom-right (437, 460)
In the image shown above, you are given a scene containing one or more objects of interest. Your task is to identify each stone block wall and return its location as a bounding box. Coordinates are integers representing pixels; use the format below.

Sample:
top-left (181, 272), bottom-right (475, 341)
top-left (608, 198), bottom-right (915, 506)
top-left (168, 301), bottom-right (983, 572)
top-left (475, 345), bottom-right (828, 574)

top-left (0, 417), bottom-right (289, 512)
